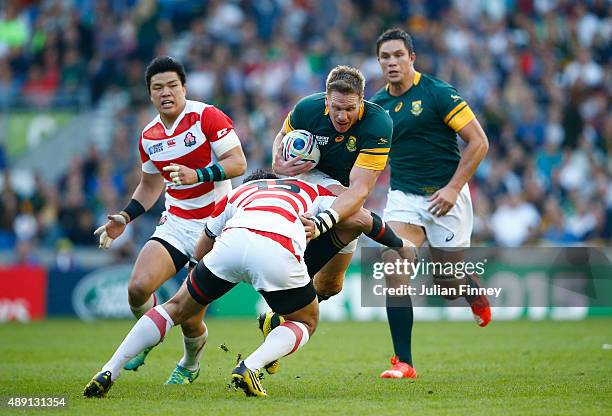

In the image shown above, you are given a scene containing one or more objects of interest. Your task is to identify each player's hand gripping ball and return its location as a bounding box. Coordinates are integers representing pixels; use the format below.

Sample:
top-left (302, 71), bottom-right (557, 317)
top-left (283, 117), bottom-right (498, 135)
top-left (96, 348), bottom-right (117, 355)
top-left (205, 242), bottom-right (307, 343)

top-left (281, 130), bottom-right (320, 166)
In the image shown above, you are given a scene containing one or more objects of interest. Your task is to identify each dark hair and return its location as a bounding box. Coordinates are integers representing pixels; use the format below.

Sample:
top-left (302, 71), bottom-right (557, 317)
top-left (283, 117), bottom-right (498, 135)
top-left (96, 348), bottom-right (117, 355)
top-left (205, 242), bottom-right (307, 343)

top-left (145, 56), bottom-right (186, 92)
top-left (376, 28), bottom-right (414, 56)
top-left (325, 65), bottom-right (365, 98)
top-left (242, 169), bottom-right (279, 183)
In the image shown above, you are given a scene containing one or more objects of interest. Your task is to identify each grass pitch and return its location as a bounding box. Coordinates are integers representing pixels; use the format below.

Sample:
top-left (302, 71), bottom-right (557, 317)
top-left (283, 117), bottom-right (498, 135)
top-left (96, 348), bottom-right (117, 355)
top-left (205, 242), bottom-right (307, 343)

top-left (1, 318), bottom-right (611, 415)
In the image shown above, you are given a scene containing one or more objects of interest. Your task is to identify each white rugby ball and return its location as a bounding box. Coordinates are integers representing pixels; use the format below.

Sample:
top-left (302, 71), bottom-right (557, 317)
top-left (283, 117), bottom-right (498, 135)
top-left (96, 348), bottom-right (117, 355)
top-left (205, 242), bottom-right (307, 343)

top-left (281, 129), bottom-right (320, 166)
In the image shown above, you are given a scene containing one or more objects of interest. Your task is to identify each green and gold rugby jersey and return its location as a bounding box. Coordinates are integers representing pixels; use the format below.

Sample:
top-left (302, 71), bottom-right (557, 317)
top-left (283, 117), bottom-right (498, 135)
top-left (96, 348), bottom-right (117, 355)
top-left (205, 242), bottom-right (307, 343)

top-left (370, 72), bottom-right (476, 196)
top-left (282, 92), bottom-right (393, 187)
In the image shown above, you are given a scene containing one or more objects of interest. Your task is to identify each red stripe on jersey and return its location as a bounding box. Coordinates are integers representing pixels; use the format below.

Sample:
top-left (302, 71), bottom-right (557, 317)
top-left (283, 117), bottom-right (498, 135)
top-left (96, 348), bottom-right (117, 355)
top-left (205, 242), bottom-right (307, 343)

top-left (243, 206), bottom-right (297, 222)
top-left (143, 112), bottom-right (200, 140)
top-left (316, 184), bottom-right (337, 197)
top-left (166, 182), bottom-right (214, 199)
top-left (240, 191), bottom-right (303, 213)
top-left (168, 201), bottom-right (214, 220)
top-left (201, 106), bottom-right (234, 142)
top-left (295, 180), bottom-right (319, 201)
top-left (154, 140), bottom-right (212, 181)
top-left (145, 308), bottom-right (168, 341)
top-left (280, 321), bottom-right (304, 354)
top-left (229, 184), bottom-right (257, 204)
top-left (243, 228), bottom-right (300, 262)
top-left (211, 195), bottom-right (229, 218)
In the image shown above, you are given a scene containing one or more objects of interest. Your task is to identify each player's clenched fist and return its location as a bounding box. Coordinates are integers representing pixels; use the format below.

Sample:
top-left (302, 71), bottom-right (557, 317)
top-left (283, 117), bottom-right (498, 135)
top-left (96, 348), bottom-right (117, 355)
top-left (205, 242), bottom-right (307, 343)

top-left (93, 214), bottom-right (128, 249)
top-left (163, 163), bottom-right (198, 186)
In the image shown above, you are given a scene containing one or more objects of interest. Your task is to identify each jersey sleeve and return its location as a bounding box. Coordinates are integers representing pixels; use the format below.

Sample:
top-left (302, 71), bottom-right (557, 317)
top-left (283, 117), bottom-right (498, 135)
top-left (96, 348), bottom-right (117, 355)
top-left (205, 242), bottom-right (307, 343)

top-left (138, 134), bottom-right (160, 174)
top-left (310, 185), bottom-right (337, 215)
top-left (201, 106), bottom-right (242, 157)
top-left (354, 109), bottom-right (393, 171)
top-left (205, 194), bottom-right (233, 237)
top-left (435, 83), bottom-right (476, 133)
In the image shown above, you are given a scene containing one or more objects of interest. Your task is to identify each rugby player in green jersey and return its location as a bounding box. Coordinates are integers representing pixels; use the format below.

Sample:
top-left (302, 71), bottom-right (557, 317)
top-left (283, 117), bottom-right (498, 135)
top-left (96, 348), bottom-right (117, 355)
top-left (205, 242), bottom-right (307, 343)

top-left (273, 65), bottom-right (413, 296)
top-left (259, 65), bottom-right (417, 375)
top-left (370, 28), bottom-right (491, 379)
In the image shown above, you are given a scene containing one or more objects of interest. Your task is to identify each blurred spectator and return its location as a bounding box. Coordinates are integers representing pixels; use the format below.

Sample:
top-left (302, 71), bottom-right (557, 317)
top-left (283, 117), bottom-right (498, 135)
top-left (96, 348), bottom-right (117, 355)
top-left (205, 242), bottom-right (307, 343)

top-left (491, 194), bottom-right (541, 246)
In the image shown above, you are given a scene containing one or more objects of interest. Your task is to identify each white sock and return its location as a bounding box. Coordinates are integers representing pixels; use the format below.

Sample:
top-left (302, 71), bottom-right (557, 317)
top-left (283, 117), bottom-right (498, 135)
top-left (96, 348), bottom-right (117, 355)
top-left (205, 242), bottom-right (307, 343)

top-left (244, 321), bottom-right (309, 371)
top-left (178, 326), bottom-right (208, 371)
top-left (102, 305), bottom-right (173, 381)
top-left (130, 293), bottom-right (157, 319)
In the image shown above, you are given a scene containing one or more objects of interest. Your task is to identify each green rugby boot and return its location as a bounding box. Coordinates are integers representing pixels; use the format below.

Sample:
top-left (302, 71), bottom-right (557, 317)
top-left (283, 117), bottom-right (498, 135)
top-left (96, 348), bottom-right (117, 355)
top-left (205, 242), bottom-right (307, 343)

top-left (165, 364), bottom-right (200, 385)
top-left (123, 347), bottom-right (153, 371)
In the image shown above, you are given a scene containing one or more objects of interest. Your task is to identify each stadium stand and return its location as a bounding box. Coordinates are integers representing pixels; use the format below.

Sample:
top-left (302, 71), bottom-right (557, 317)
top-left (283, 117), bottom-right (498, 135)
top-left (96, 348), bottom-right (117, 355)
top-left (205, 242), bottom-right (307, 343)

top-left (0, 0), bottom-right (609, 267)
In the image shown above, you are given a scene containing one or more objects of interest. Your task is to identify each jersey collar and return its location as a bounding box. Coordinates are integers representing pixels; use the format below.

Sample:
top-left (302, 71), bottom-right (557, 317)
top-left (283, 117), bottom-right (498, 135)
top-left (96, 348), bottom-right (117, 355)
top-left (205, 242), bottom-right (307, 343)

top-left (385, 71), bottom-right (422, 95)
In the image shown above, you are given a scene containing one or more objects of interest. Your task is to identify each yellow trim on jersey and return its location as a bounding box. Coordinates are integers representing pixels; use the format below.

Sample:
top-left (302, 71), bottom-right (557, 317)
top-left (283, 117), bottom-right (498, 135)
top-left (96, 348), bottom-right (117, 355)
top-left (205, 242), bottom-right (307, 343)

top-left (324, 105), bottom-right (329, 115)
top-left (360, 148), bottom-right (390, 155)
top-left (355, 152), bottom-right (389, 170)
top-left (358, 102), bottom-right (364, 120)
top-left (282, 112), bottom-right (294, 133)
top-left (447, 105), bottom-right (475, 132)
top-left (443, 102), bottom-right (467, 124)
top-left (413, 71), bottom-right (421, 85)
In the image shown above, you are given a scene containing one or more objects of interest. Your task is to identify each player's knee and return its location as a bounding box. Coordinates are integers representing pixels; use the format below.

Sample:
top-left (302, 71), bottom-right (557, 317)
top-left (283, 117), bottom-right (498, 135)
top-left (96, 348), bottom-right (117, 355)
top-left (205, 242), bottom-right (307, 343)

top-left (128, 273), bottom-right (155, 306)
top-left (433, 275), bottom-right (462, 300)
top-left (300, 316), bottom-right (318, 336)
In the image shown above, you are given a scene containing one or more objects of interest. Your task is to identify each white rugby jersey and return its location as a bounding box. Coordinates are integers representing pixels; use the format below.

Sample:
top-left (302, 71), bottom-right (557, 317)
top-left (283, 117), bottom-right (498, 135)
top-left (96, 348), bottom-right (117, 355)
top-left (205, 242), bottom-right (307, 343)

top-left (138, 100), bottom-right (241, 221)
top-left (206, 178), bottom-right (336, 256)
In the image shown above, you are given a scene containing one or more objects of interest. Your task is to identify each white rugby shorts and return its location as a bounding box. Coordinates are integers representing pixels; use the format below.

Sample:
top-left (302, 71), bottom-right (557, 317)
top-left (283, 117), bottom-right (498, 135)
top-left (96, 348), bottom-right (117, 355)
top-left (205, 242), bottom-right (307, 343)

top-left (203, 228), bottom-right (310, 292)
top-left (383, 183), bottom-right (473, 248)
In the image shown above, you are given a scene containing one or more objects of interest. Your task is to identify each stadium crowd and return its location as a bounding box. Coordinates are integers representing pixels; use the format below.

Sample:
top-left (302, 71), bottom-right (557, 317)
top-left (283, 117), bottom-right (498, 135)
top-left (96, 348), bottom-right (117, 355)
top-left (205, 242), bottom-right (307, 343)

top-left (0, 0), bottom-right (609, 259)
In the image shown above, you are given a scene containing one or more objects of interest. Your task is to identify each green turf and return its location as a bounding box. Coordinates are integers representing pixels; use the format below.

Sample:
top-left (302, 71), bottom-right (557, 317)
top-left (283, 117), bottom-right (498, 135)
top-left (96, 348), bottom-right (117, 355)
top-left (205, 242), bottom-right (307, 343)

top-left (1, 318), bottom-right (611, 415)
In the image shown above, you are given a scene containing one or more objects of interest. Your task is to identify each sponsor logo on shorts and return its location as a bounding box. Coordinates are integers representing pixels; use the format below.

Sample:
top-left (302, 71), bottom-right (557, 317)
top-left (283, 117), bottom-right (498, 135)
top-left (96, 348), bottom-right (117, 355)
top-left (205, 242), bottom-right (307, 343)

top-left (158, 215), bottom-right (167, 226)
top-left (445, 232), bottom-right (455, 242)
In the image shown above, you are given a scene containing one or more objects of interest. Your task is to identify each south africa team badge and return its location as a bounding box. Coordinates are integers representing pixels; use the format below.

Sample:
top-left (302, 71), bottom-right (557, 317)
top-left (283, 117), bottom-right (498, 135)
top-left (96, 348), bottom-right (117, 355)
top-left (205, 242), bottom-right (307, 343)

top-left (346, 136), bottom-right (357, 152)
top-left (411, 100), bottom-right (423, 116)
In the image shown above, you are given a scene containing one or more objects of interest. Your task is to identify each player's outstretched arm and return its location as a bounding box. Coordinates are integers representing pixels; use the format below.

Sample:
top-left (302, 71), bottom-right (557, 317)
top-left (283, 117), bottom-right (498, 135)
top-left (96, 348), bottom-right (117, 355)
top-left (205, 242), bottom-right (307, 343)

top-left (94, 172), bottom-right (164, 249)
top-left (306, 167), bottom-right (381, 240)
top-left (330, 166), bottom-right (381, 222)
top-left (428, 119), bottom-right (489, 217)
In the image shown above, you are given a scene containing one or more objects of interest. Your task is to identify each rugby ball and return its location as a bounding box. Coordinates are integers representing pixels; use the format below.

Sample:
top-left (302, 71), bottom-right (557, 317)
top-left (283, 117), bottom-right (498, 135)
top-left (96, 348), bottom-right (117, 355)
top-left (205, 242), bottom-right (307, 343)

top-left (281, 129), bottom-right (320, 166)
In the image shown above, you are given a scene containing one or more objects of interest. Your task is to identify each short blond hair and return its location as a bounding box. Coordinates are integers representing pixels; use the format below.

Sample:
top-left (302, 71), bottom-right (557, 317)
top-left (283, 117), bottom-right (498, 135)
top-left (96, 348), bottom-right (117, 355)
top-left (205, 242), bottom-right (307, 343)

top-left (325, 65), bottom-right (365, 98)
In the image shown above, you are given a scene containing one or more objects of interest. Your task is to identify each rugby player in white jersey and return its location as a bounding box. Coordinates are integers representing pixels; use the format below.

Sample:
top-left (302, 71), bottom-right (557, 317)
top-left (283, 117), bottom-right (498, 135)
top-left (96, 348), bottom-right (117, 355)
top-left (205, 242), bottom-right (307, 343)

top-left (93, 56), bottom-right (246, 384)
top-left (85, 170), bottom-right (340, 398)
